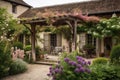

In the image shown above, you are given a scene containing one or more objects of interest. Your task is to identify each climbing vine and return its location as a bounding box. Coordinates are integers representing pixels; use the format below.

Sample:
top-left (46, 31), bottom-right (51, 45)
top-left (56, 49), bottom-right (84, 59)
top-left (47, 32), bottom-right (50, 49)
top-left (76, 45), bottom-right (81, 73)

top-left (77, 16), bottom-right (120, 38)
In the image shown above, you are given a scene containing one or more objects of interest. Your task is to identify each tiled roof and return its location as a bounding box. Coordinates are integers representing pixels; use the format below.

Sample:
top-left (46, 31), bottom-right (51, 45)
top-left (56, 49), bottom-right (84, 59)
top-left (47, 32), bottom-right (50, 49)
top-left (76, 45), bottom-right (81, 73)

top-left (3, 0), bottom-right (32, 8)
top-left (19, 0), bottom-right (120, 18)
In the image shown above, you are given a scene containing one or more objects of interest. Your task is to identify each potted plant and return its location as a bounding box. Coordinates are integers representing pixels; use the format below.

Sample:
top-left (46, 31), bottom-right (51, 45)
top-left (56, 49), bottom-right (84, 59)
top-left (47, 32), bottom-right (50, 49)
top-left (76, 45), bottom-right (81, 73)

top-left (39, 49), bottom-right (47, 60)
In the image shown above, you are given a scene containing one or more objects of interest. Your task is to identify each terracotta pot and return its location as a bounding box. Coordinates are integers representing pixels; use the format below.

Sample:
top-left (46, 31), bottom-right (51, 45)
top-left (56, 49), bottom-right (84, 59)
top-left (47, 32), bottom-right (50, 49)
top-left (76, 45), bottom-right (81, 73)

top-left (40, 54), bottom-right (44, 59)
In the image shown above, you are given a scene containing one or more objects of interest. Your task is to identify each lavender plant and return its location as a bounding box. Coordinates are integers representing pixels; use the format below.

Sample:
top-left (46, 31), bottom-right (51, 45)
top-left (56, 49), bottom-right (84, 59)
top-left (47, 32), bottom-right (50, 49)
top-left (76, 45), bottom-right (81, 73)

top-left (47, 56), bottom-right (91, 80)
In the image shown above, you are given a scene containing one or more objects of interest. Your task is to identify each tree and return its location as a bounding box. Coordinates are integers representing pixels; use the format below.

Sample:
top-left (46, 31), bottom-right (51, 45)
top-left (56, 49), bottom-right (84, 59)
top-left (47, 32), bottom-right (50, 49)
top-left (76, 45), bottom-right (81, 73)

top-left (0, 8), bottom-right (25, 42)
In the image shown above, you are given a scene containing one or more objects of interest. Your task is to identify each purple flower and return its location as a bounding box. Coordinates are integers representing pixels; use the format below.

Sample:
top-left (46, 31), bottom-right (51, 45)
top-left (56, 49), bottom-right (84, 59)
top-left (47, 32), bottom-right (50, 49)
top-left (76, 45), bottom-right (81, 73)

top-left (68, 61), bottom-right (76, 66)
top-left (74, 68), bottom-right (80, 73)
top-left (79, 67), bottom-right (85, 72)
top-left (77, 59), bottom-right (82, 64)
top-left (76, 56), bottom-right (82, 60)
top-left (77, 64), bottom-right (82, 68)
top-left (82, 61), bottom-right (86, 65)
top-left (49, 66), bottom-right (53, 70)
top-left (64, 58), bottom-right (70, 63)
top-left (87, 61), bottom-right (91, 65)
top-left (54, 68), bottom-right (59, 73)
top-left (47, 73), bottom-right (51, 76)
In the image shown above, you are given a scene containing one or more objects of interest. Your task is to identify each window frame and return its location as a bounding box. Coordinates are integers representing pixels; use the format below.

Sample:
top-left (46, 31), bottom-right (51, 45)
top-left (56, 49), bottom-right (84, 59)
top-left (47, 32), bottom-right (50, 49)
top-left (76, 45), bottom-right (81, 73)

top-left (12, 3), bottom-right (17, 14)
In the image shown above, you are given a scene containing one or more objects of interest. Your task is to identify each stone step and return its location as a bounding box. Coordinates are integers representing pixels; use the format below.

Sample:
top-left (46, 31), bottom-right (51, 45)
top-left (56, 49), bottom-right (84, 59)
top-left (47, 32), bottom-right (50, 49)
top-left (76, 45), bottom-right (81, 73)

top-left (35, 61), bottom-right (57, 65)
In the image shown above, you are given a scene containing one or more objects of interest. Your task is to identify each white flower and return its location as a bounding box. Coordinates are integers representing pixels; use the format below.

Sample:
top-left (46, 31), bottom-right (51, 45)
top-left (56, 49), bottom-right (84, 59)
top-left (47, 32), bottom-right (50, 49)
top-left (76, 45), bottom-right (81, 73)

top-left (1, 36), bottom-right (3, 39)
top-left (7, 39), bottom-right (11, 41)
top-left (1, 27), bottom-right (5, 30)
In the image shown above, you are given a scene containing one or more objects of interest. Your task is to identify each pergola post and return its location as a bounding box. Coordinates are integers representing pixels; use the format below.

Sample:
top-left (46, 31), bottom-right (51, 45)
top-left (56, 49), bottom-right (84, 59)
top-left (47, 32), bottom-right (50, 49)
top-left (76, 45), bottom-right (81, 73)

top-left (66, 20), bottom-right (78, 52)
top-left (30, 24), bottom-right (36, 62)
top-left (72, 20), bottom-right (77, 51)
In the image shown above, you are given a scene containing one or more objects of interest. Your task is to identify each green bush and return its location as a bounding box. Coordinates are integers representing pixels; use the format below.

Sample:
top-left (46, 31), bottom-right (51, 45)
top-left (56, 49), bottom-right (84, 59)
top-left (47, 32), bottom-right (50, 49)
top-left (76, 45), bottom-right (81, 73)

top-left (9, 59), bottom-right (28, 75)
top-left (92, 57), bottom-right (108, 65)
top-left (110, 44), bottom-right (120, 64)
top-left (90, 64), bottom-right (120, 80)
top-left (12, 42), bottom-right (23, 49)
top-left (24, 45), bottom-right (31, 51)
top-left (35, 46), bottom-right (40, 54)
top-left (0, 42), bottom-right (12, 78)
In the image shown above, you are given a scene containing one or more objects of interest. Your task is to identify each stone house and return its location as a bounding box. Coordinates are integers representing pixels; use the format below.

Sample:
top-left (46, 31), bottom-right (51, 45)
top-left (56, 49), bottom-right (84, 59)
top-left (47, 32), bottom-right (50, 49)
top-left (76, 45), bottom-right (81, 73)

top-left (0, 0), bottom-right (32, 45)
top-left (0, 0), bottom-right (31, 18)
top-left (19, 0), bottom-right (120, 56)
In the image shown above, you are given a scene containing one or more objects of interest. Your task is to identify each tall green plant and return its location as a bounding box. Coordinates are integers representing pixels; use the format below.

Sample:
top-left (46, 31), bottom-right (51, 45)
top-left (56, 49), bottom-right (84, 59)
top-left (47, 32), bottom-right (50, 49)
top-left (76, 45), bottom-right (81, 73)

top-left (110, 44), bottom-right (120, 64)
top-left (0, 41), bottom-right (12, 78)
top-left (0, 8), bottom-right (25, 42)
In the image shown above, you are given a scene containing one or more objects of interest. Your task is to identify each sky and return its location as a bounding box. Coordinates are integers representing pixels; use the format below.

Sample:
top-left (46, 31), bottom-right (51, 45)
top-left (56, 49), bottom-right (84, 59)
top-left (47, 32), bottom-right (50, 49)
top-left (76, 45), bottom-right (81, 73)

top-left (23, 0), bottom-right (90, 8)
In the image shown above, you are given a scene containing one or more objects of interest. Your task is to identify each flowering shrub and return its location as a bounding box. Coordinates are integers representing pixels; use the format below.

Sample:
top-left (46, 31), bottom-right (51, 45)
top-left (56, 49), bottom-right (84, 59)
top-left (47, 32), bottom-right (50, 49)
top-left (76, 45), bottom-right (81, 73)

top-left (47, 51), bottom-right (120, 80)
top-left (11, 49), bottom-right (25, 60)
top-left (47, 56), bottom-right (91, 80)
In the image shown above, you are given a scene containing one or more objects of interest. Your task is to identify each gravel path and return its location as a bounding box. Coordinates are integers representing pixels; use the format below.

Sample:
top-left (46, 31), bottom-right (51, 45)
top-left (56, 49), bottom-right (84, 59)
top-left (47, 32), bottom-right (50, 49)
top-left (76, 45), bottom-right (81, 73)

top-left (2, 64), bottom-right (50, 80)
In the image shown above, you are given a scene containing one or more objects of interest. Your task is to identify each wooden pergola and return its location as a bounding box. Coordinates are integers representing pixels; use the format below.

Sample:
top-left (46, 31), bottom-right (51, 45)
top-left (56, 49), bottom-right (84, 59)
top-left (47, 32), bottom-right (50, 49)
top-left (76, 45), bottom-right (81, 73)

top-left (20, 14), bottom-right (85, 62)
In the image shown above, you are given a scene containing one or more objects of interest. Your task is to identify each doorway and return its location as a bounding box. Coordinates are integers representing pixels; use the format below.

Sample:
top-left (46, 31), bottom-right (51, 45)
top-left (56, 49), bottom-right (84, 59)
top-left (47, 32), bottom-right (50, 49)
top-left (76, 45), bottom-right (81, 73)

top-left (104, 37), bottom-right (112, 57)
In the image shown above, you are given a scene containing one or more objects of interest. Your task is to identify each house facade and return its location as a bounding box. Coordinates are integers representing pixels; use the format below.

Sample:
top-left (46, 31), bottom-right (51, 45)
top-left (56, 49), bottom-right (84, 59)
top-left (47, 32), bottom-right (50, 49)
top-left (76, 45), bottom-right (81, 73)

top-left (0, 0), bottom-right (31, 18)
top-left (0, 0), bottom-right (32, 46)
top-left (19, 0), bottom-right (120, 56)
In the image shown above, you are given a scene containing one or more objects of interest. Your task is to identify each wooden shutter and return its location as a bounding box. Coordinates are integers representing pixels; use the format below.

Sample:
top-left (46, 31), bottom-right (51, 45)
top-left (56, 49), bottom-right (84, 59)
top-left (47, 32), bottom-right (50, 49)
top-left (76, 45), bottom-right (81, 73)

top-left (44, 33), bottom-right (50, 51)
top-left (79, 33), bottom-right (86, 49)
top-left (57, 34), bottom-right (62, 47)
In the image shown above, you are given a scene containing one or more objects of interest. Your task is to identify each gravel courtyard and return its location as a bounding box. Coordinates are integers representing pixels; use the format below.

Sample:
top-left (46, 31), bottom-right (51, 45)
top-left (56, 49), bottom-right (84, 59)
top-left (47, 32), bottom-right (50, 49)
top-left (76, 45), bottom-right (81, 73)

top-left (2, 64), bottom-right (50, 80)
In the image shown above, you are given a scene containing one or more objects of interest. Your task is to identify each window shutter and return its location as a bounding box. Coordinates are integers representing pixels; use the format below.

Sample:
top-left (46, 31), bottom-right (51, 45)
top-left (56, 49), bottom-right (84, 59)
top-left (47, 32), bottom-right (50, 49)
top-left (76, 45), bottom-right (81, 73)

top-left (44, 33), bottom-right (50, 50)
top-left (57, 34), bottom-right (62, 46)
top-left (79, 33), bottom-right (86, 49)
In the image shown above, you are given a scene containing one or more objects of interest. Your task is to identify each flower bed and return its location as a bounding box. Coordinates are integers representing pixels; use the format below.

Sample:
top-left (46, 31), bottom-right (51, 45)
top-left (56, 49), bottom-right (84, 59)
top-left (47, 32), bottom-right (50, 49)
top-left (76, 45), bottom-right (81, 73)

top-left (47, 51), bottom-right (120, 80)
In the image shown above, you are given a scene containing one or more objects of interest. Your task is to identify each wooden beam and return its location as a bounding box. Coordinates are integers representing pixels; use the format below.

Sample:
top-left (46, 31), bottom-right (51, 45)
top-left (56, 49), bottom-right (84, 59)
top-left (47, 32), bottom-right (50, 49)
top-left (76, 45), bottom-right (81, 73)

top-left (65, 21), bottom-right (73, 34)
top-left (30, 24), bottom-right (36, 62)
top-left (23, 24), bottom-right (33, 34)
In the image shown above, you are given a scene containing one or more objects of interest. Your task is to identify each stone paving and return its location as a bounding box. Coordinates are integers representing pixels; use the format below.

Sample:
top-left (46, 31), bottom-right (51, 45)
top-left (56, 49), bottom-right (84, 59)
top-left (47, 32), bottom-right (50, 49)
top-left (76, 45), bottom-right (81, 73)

top-left (2, 64), bottom-right (50, 80)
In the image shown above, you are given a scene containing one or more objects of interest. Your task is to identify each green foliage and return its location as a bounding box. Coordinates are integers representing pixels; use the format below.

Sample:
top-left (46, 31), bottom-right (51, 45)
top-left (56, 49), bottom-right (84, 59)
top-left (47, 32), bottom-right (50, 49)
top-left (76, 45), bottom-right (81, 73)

top-left (24, 45), bottom-right (32, 63)
top-left (12, 42), bottom-right (23, 49)
top-left (35, 46), bottom-right (40, 54)
top-left (92, 57), bottom-right (108, 65)
top-left (0, 8), bottom-right (25, 42)
top-left (77, 16), bottom-right (120, 38)
top-left (110, 44), bottom-right (120, 64)
top-left (48, 51), bottom-right (120, 80)
top-left (90, 64), bottom-right (120, 80)
top-left (0, 42), bottom-right (12, 78)
top-left (9, 59), bottom-right (28, 75)
top-left (24, 45), bottom-right (31, 51)
top-left (48, 51), bottom-right (91, 80)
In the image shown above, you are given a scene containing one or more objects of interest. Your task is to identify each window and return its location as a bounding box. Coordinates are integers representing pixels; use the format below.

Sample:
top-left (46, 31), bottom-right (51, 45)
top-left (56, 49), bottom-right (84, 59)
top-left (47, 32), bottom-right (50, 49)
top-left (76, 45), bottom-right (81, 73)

top-left (87, 34), bottom-right (96, 47)
top-left (12, 4), bottom-right (17, 13)
top-left (50, 34), bottom-right (57, 47)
